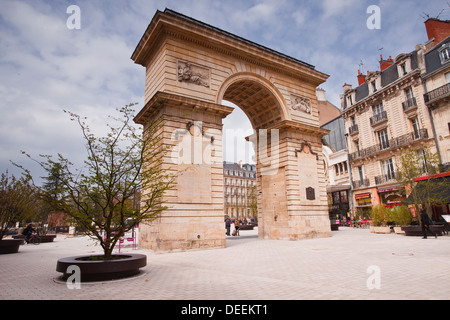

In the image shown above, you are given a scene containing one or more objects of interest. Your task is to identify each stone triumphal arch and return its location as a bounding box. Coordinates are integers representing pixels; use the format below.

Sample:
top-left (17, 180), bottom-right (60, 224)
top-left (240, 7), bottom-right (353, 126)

top-left (132, 9), bottom-right (332, 251)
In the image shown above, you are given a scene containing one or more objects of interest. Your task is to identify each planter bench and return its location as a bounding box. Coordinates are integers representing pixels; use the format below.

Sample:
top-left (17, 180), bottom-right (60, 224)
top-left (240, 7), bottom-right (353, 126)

top-left (401, 225), bottom-right (445, 237)
top-left (0, 239), bottom-right (24, 254)
top-left (56, 253), bottom-right (147, 282)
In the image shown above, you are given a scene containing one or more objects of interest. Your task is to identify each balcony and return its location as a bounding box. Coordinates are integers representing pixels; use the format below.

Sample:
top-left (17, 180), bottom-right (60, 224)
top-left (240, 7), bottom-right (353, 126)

top-left (424, 83), bottom-right (450, 106)
top-left (402, 97), bottom-right (418, 118)
top-left (375, 173), bottom-right (396, 185)
top-left (349, 128), bottom-right (429, 162)
top-left (348, 124), bottom-right (359, 136)
top-left (370, 111), bottom-right (388, 128)
top-left (352, 178), bottom-right (370, 189)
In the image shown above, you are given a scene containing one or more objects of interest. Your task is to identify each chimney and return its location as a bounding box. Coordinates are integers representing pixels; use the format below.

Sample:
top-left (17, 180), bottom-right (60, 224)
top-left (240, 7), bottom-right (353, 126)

top-left (316, 87), bottom-right (327, 101)
top-left (357, 69), bottom-right (366, 85)
top-left (379, 54), bottom-right (394, 71)
top-left (343, 83), bottom-right (352, 92)
top-left (425, 18), bottom-right (450, 47)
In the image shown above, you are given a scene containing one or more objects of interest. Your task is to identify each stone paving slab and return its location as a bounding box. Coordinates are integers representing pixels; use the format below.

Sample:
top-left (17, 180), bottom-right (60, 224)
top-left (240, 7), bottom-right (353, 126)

top-left (0, 227), bottom-right (449, 301)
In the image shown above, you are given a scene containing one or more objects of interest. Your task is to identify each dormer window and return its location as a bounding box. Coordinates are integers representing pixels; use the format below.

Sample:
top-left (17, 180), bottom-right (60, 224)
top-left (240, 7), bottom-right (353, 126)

top-left (439, 44), bottom-right (450, 64)
top-left (371, 81), bottom-right (377, 92)
top-left (401, 62), bottom-right (407, 76)
top-left (348, 95), bottom-right (353, 106)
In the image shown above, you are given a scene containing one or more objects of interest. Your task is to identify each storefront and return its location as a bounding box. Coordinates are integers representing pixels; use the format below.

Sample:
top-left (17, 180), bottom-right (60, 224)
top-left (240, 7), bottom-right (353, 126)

top-left (354, 192), bottom-right (372, 218)
top-left (328, 189), bottom-right (350, 220)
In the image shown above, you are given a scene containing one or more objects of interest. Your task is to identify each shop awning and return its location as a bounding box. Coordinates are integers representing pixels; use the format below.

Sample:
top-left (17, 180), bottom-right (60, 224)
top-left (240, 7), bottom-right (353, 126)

top-left (406, 174), bottom-right (450, 204)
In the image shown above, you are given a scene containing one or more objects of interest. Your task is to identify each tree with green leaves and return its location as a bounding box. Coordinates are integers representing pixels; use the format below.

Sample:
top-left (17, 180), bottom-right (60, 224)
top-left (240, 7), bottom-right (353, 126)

top-left (248, 185), bottom-right (258, 223)
top-left (0, 172), bottom-right (37, 240)
top-left (18, 104), bottom-right (175, 258)
top-left (395, 146), bottom-right (447, 221)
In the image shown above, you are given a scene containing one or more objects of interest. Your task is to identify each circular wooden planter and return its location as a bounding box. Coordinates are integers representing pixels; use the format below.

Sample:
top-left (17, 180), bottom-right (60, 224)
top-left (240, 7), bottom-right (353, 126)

top-left (56, 253), bottom-right (147, 282)
top-left (0, 239), bottom-right (24, 254)
top-left (401, 225), bottom-right (445, 237)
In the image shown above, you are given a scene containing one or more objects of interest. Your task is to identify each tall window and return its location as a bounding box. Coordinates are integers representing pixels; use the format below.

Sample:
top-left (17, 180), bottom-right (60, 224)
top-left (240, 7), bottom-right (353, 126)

top-left (405, 87), bottom-right (414, 100)
top-left (372, 103), bottom-right (384, 115)
top-left (416, 150), bottom-right (428, 174)
top-left (377, 129), bottom-right (390, 150)
top-left (411, 118), bottom-right (420, 139)
top-left (381, 158), bottom-right (395, 180)
top-left (358, 166), bottom-right (364, 182)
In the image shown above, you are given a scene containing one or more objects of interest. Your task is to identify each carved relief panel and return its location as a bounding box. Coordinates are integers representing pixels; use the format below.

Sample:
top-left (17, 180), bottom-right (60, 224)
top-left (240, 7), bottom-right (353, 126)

top-left (177, 60), bottom-right (210, 88)
top-left (290, 94), bottom-right (312, 115)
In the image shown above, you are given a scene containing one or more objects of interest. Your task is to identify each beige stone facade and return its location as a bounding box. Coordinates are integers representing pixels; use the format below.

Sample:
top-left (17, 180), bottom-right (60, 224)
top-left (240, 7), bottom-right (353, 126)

top-left (422, 20), bottom-right (450, 166)
top-left (341, 50), bottom-right (436, 214)
top-left (132, 9), bottom-right (331, 251)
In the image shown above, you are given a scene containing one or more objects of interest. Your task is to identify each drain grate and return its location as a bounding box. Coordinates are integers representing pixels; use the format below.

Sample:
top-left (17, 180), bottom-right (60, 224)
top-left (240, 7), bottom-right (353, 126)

top-left (392, 252), bottom-right (414, 256)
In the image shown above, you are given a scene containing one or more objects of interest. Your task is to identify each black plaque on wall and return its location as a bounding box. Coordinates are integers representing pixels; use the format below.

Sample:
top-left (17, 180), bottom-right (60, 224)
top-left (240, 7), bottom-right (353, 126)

top-left (306, 187), bottom-right (315, 200)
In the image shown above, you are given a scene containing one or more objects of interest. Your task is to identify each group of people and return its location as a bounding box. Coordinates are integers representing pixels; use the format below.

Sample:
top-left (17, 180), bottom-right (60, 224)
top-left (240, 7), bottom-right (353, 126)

top-left (225, 217), bottom-right (241, 236)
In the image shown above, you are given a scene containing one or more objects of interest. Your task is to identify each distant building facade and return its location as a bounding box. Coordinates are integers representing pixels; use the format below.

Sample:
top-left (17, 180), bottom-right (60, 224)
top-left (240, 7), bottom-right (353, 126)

top-left (319, 89), bottom-right (351, 221)
top-left (223, 161), bottom-right (256, 220)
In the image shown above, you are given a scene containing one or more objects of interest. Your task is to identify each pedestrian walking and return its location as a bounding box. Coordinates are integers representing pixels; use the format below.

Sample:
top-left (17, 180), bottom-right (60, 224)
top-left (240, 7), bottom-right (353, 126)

top-left (420, 208), bottom-right (437, 239)
top-left (235, 218), bottom-right (240, 236)
top-left (225, 217), bottom-right (231, 236)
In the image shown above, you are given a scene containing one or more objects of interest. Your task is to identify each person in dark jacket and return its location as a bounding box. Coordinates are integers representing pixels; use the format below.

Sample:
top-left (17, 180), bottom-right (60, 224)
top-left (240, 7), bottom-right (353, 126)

top-left (420, 208), bottom-right (437, 239)
top-left (225, 218), bottom-right (231, 236)
top-left (22, 224), bottom-right (36, 243)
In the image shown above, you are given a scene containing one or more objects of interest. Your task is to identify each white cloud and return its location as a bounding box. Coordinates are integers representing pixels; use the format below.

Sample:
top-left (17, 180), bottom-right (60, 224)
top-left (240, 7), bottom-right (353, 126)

top-left (1, 0), bottom-right (447, 179)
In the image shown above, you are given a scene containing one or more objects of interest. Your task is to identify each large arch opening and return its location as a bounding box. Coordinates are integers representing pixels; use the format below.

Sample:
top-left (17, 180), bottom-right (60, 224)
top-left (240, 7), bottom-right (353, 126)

top-left (218, 74), bottom-right (287, 129)
top-left (220, 75), bottom-right (286, 240)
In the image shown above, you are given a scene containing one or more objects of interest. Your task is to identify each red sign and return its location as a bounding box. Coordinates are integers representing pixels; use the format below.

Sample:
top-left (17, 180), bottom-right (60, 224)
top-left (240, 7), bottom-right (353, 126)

top-left (355, 193), bottom-right (371, 200)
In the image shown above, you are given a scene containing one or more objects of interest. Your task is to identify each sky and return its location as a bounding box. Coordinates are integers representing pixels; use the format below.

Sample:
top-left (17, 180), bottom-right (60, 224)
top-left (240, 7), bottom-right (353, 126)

top-left (1, 0), bottom-right (449, 183)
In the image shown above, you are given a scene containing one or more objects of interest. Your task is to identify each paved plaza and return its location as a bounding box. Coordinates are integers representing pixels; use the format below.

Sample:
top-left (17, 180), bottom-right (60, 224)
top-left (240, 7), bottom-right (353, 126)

top-left (0, 227), bottom-right (449, 301)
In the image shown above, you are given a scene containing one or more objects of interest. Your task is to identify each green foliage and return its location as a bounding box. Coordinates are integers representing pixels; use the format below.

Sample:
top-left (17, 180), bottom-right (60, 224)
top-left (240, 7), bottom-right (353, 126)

top-left (391, 205), bottom-right (412, 226)
top-left (0, 172), bottom-right (37, 240)
top-left (248, 185), bottom-right (258, 222)
top-left (395, 146), bottom-right (442, 212)
top-left (370, 204), bottom-right (388, 226)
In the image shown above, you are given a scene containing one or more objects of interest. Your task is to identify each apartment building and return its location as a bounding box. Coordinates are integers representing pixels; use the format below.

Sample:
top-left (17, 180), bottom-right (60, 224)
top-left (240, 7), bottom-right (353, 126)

top-left (422, 18), bottom-right (450, 167)
top-left (341, 46), bottom-right (436, 215)
top-left (223, 161), bottom-right (256, 220)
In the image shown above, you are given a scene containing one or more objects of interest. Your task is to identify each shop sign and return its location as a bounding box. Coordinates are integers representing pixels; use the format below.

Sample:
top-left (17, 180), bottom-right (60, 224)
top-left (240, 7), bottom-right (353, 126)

top-left (378, 187), bottom-right (405, 206)
top-left (355, 192), bottom-right (372, 206)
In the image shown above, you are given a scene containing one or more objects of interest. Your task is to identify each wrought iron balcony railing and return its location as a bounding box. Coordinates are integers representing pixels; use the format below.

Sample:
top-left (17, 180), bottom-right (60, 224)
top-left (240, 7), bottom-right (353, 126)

top-left (348, 124), bottom-right (359, 135)
top-left (402, 97), bottom-right (417, 111)
top-left (370, 111), bottom-right (388, 126)
top-left (352, 178), bottom-right (370, 189)
top-left (424, 83), bottom-right (450, 105)
top-left (349, 128), bottom-right (429, 162)
top-left (375, 173), bottom-right (396, 185)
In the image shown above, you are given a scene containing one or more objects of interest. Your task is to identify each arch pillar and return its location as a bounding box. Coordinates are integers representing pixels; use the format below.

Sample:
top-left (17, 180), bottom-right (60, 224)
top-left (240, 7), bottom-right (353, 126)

top-left (134, 92), bottom-right (233, 251)
top-left (253, 121), bottom-right (331, 240)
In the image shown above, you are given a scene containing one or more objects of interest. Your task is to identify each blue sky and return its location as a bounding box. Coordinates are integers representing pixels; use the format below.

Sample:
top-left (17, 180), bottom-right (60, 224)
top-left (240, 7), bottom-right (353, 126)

top-left (1, 0), bottom-right (448, 181)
